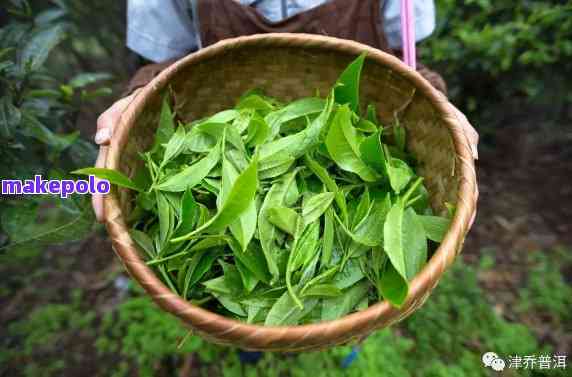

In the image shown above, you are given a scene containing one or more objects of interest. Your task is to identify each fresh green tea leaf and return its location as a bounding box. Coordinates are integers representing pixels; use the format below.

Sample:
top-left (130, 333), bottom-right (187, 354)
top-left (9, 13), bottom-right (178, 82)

top-left (154, 140), bottom-right (220, 192)
top-left (206, 109), bottom-right (240, 123)
top-left (366, 103), bottom-right (378, 124)
top-left (155, 96), bottom-right (175, 149)
top-left (258, 151), bottom-right (295, 180)
top-left (301, 191), bottom-right (335, 226)
top-left (264, 291), bottom-right (318, 326)
top-left (213, 293), bottom-right (247, 317)
top-left (160, 125), bottom-right (186, 167)
top-left (173, 154), bottom-right (258, 239)
top-left (325, 105), bottom-right (378, 182)
top-left (182, 249), bottom-right (221, 297)
top-left (237, 93), bottom-right (276, 113)
top-left (73, 167), bottom-right (143, 192)
top-left (378, 260), bottom-right (408, 308)
top-left (301, 284), bottom-right (342, 298)
top-left (355, 118), bottom-right (378, 133)
top-left (175, 188), bottom-right (198, 236)
top-left (321, 280), bottom-right (369, 321)
top-left (228, 239), bottom-right (271, 284)
top-left (286, 221), bottom-right (320, 308)
top-left (383, 144), bottom-right (414, 194)
top-left (304, 153), bottom-right (349, 225)
top-left (259, 93), bottom-right (334, 163)
top-left (156, 191), bottom-right (174, 251)
top-left (258, 169), bottom-right (300, 281)
top-left (351, 188), bottom-right (371, 229)
top-left (265, 97), bottom-right (325, 138)
top-left (266, 206), bottom-right (299, 236)
top-left (334, 52), bottom-right (366, 112)
top-left (129, 229), bottom-right (156, 258)
top-left (222, 156), bottom-right (257, 251)
top-left (384, 201), bottom-right (428, 280)
top-left (353, 194), bottom-right (392, 246)
top-left (236, 259), bottom-right (259, 293)
top-left (321, 208), bottom-right (335, 267)
top-left (245, 113), bottom-right (270, 147)
top-left (418, 215), bottom-right (451, 242)
top-left (360, 130), bottom-right (387, 177)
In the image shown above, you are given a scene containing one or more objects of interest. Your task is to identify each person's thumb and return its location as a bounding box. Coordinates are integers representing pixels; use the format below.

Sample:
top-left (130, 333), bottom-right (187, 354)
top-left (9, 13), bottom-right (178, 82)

top-left (94, 92), bottom-right (139, 145)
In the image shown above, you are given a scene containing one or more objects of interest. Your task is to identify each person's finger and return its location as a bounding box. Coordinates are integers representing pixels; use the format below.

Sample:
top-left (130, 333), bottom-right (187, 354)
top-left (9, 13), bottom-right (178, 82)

top-left (95, 90), bottom-right (140, 145)
top-left (92, 89), bottom-right (142, 220)
top-left (92, 146), bottom-right (109, 223)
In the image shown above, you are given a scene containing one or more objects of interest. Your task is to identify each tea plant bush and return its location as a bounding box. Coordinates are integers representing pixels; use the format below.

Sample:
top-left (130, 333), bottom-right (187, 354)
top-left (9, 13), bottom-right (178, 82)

top-left (95, 296), bottom-right (210, 377)
top-left (516, 247), bottom-right (572, 327)
top-left (1, 289), bottom-right (96, 377)
top-left (0, 0), bottom-right (116, 254)
top-left (420, 0), bottom-right (572, 133)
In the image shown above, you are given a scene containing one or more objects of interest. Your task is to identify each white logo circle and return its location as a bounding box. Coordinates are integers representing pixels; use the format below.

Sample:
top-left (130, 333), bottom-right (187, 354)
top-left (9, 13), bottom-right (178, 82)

top-left (491, 358), bottom-right (506, 371)
top-left (482, 352), bottom-right (498, 367)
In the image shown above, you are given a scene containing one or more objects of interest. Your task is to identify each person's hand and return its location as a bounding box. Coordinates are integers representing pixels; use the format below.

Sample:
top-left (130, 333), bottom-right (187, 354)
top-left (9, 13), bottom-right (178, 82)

top-left (92, 89), bottom-right (141, 222)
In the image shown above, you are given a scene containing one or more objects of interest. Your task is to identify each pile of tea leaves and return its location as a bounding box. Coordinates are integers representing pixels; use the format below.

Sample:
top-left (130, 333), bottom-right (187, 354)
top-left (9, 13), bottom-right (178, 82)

top-left (77, 54), bottom-right (452, 325)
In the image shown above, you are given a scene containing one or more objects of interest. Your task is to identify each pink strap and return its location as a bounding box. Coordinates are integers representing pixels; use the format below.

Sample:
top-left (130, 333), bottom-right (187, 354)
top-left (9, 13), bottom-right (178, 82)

top-left (400, 0), bottom-right (416, 69)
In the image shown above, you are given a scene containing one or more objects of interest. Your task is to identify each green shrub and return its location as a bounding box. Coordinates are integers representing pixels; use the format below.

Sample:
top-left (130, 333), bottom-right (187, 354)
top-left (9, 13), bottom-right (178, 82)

top-left (3, 291), bottom-right (96, 377)
top-left (517, 247), bottom-right (572, 325)
top-left (96, 296), bottom-right (206, 377)
top-left (420, 0), bottom-right (572, 132)
top-left (0, 1), bottom-right (114, 254)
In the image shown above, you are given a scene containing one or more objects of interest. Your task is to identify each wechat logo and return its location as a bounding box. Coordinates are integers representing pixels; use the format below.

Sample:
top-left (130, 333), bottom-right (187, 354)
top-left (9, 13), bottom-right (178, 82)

top-left (482, 352), bottom-right (506, 372)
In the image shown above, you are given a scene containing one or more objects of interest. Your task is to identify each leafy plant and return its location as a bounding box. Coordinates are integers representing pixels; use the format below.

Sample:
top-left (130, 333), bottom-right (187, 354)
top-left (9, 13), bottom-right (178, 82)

top-left (0, 1), bottom-right (113, 253)
top-left (2, 290), bottom-right (97, 377)
top-left (2, 251), bottom-right (568, 376)
top-left (420, 0), bottom-right (572, 133)
top-left (516, 247), bottom-right (572, 325)
top-left (80, 54), bottom-right (451, 324)
top-left (96, 296), bottom-right (207, 377)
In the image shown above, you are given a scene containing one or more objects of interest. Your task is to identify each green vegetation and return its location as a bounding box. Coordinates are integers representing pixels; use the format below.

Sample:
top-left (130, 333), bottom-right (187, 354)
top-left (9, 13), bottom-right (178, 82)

top-left (2, 251), bottom-right (569, 376)
top-left (95, 296), bottom-right (209, 377)
top-left (420, 0), bottom-right (572, 133)
top-left (1, 0), bottom-right (570, 376)
top-left (0, 0), bottom-right (113, 254)
top-left (516, 247), bottom-right (572, 328)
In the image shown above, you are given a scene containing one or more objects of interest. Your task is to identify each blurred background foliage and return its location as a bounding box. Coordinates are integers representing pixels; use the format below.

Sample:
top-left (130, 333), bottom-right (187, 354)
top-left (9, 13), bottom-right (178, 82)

top-left (0, 0), bottom-right (570, 376)
top-left (0, 0), bottom-right (129, 253)
top-left (420, 0), bottom-right (572, 141)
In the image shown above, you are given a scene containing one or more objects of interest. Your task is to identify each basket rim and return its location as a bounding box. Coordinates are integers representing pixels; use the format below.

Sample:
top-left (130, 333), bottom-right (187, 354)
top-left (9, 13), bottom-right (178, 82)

top-left (103, 33), bottom-right (477, 350)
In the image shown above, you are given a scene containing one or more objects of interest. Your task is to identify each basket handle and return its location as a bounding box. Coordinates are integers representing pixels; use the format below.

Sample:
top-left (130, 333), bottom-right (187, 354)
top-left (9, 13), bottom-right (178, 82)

top-left (400, 0), bottom-right (416, 69)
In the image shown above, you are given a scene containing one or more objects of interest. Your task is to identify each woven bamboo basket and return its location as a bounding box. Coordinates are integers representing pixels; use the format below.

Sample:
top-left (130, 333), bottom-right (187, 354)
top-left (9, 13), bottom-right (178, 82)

top-left (102, 33), bottom-right (478, 351)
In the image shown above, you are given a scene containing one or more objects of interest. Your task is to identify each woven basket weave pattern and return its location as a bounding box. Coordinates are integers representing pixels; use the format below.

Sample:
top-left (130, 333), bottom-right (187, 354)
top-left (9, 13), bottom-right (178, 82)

top-left (104, 34), bottom-right (477, 351)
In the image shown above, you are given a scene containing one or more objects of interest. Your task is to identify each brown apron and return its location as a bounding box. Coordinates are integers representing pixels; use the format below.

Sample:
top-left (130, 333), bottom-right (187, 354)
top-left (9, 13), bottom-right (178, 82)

top-left (126, 0), bottom-right (446, 94)
top-left (196, 0), bottom-right (390, 51)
